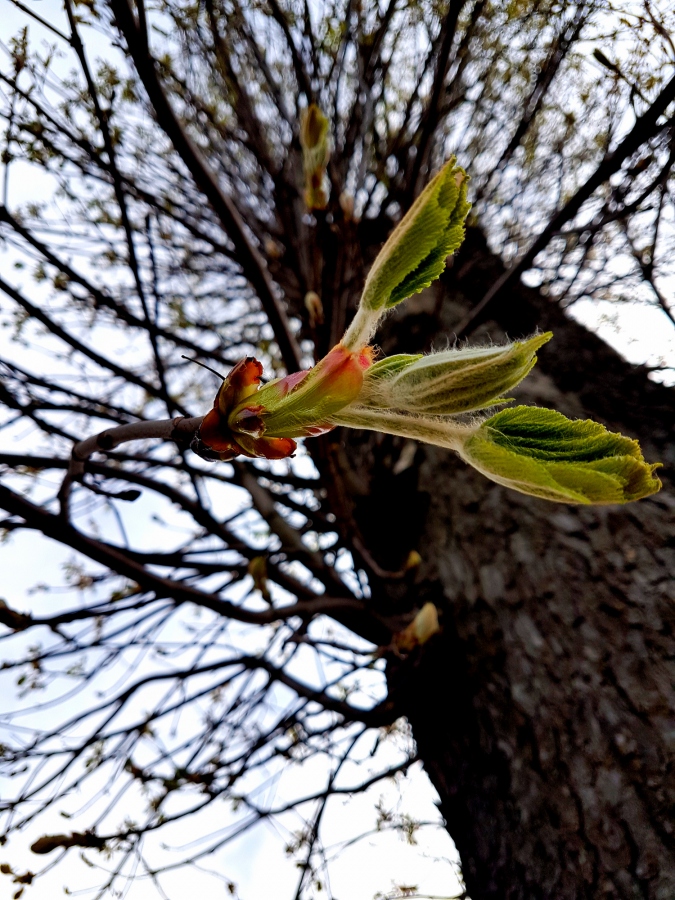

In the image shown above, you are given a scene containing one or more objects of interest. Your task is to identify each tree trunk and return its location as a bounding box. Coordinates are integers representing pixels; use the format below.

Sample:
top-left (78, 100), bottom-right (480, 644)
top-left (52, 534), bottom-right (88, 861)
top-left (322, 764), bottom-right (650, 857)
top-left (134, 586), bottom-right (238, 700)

top-left (353, 230), bottom-right (675, 899)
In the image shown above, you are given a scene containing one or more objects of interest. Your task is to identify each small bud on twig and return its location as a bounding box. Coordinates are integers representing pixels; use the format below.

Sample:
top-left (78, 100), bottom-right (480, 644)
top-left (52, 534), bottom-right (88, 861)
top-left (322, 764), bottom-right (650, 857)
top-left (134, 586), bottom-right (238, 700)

top-left (300, 104), bottom-right (330, 211)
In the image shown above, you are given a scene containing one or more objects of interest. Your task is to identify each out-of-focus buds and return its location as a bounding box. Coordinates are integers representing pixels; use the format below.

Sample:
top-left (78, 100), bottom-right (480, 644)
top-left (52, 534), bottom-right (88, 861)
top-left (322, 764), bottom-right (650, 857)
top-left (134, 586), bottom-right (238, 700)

top-left (300, 104), bottom-right (330, 211)
top-left (248, 556), bottom-right (271, 604)
top-left (394, 602), bottom-right (441, 653)
top-left (304, 290), bottom-right (324, 328)
top-left (404, 550), bottom-right (422, 571)
top-left (458, 406), bottom-right (662, 504)
top-left (264, 237), bottom-right (285, 259)
top-left (339, 190), bottom-right (355, 221)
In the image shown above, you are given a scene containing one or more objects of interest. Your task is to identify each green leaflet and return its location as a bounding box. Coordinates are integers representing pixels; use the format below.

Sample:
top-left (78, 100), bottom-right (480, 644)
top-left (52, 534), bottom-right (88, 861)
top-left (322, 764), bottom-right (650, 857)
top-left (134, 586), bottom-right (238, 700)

top-left (460, 406), bottom-right (661, 504)
top-left (360, 158), bottom-right (471, 312)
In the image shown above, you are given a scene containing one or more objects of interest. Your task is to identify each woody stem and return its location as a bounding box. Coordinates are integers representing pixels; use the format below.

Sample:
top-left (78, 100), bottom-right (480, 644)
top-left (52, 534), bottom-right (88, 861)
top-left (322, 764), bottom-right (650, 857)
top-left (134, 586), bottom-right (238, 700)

top-left (58, 416), bottom-right (204, 520)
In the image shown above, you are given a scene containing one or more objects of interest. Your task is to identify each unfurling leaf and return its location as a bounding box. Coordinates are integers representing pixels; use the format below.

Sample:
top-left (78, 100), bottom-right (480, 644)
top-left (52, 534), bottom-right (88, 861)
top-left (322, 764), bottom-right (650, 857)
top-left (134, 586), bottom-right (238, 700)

top-left (459, 406), bottom-right (662, 504)
top-left (362, 159), bottom-right (469, 311)
top-left (343, 158), bottom-right (470, 349)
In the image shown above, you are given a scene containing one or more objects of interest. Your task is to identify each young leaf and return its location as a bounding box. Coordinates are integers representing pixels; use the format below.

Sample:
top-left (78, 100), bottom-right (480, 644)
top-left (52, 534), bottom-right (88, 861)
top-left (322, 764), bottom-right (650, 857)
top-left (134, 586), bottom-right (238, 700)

top-left (360, 158), bottom-right (470, 312)
top-left (459, 406), bottom-right (662, 504)
top-left (343, 158), bottom-right (470, 348)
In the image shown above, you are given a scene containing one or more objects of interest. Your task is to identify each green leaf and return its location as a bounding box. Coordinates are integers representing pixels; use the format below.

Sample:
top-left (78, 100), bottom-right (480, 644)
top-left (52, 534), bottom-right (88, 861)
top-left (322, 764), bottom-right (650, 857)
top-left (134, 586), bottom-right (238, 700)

top-left (360, 158), bottom-right (470, 312)
top-left (460, 406), bottom-right (661, 504)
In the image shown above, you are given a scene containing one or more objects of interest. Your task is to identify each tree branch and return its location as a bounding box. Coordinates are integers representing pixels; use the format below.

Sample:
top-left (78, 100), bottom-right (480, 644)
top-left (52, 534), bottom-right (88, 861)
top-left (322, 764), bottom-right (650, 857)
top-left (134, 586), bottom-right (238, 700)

top-left (454, 70), bottom-right (675, 336)
top-left (108, 0), bottom-right (303, 373)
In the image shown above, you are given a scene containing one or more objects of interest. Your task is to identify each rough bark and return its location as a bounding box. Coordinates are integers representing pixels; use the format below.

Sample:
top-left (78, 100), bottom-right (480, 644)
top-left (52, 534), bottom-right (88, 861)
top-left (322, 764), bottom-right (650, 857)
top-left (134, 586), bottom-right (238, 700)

top-left (353, 230), bottom-right (675, 899)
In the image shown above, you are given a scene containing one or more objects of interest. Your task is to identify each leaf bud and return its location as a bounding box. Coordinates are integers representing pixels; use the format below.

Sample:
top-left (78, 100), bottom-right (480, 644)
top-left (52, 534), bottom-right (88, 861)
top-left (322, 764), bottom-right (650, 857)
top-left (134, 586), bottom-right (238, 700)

top-left (360, 334), bottom-right (551, 415)
top-left (198, 345), bottom-right (374, 461)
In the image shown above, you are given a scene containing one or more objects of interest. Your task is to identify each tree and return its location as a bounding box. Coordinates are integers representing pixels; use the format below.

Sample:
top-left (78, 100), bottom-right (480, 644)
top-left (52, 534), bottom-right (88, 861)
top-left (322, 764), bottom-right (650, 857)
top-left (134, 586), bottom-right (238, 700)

top-left (1, 1), bottom-right (674, 898)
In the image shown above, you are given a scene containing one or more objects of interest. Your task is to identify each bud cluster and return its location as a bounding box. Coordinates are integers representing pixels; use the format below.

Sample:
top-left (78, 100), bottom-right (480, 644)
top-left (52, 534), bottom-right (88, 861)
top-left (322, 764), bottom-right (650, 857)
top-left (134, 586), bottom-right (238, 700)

top-left (195, 154), bottom-right (661, 506)
top-left (197, 345), bottom-right (372, 461)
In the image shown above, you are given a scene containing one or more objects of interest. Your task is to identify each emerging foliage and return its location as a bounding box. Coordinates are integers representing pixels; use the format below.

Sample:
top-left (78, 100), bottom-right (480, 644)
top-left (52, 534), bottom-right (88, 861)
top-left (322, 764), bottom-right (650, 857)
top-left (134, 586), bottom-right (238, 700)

top-left (344, 159), bottom-right (471, 348)
top-left (197, 165), bottom-right (660, 506)
top-left (460, 407), bottom-right (662, 504)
